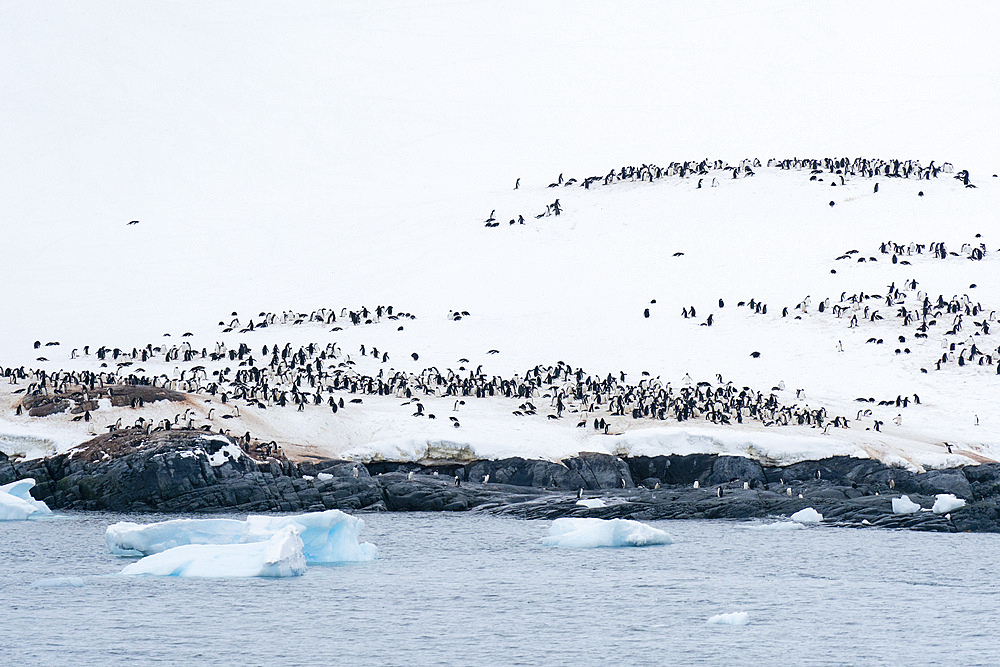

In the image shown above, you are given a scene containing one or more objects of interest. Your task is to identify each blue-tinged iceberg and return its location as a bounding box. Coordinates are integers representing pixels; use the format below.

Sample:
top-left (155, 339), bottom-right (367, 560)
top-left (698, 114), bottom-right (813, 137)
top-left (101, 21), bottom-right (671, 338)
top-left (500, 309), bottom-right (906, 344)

top-left (540, 517), bottom-right (672, 548)
top-left (121, 526), bottom-right (306, 578)
top-left (107, 509), bottom-right (377, 563)
top-left (0, 479), bottom-right (52, 521)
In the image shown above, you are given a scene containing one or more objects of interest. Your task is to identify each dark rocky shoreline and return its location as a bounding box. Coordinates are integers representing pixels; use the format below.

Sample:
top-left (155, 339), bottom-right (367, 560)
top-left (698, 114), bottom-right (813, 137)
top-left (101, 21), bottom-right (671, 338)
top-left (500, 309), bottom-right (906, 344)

top-left (3, 430), bottom-right (1000, 533)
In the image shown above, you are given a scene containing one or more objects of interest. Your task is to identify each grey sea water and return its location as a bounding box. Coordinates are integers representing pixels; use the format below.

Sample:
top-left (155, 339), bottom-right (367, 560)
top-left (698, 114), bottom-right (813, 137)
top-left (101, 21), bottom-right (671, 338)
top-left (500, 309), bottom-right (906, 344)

top-left (1, 512), bottom-right (998, 666)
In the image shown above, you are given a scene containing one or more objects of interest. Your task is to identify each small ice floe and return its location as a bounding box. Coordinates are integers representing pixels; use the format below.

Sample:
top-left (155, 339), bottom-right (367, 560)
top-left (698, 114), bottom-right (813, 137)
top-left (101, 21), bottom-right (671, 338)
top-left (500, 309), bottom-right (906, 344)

top-left (540, 518), bottom-right (672, 548)
top-left (747, 521), bottom-right (804, 531)
top-left (575, 498), bottom-right (606, 509)
top-left (707, 612), bottom-right (749, 626)
top-left (0, 479), bottom-right (53, 521)
top-left (121, 526), bottom-right (306, 578)
top-left (892, 495), bottom-right (921, 514)
top-left (31, 576), bottom-right (86, 588)
top-left (789, 507), bottom-right (823, 524)
top-left (932, 494), bottom-right (966, 514)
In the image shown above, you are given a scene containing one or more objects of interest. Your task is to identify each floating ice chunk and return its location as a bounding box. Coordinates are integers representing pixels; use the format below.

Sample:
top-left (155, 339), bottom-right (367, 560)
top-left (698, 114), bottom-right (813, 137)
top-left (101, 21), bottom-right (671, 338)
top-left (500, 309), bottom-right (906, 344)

top-left (121, 526), bottom-right (306, 578)
top-left (747, 521), bottom-right (804, 531)
top-left (932, 494), bottom-right (966, 514)
top-left (107, 518), bottom-right (248, 555)
top-left (892, 495), bottom-right (921, 514)
top-left (540, 518), bottom-right (672, 548)
top-left (0, 478), bottom-right (52, 521)
top-left (575, 498), bottom-right (606, 509)
top-left (789, 507), bottom-right (823, 524)
top-left (245, 511), bottom-right (378, 563)
top-left (707, 612), bottom-right (749, 626)
top-left (107, 510), bottom-right (377, 563)
top-left (31, 576), bottom-right (86, 588)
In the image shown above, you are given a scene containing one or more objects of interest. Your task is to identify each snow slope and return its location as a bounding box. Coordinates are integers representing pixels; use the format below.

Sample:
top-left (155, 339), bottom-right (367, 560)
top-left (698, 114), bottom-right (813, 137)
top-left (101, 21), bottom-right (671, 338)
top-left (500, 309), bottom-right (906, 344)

top-left (0, 2), bottom-right (998, 470)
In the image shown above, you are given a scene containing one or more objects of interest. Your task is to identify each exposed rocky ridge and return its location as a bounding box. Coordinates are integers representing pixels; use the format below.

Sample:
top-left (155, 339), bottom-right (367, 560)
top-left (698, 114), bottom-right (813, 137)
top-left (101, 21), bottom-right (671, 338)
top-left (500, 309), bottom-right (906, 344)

top-left (19, 383), bottom-right (185, 417)
top-left (3, 432), bottom-right (1000, 532)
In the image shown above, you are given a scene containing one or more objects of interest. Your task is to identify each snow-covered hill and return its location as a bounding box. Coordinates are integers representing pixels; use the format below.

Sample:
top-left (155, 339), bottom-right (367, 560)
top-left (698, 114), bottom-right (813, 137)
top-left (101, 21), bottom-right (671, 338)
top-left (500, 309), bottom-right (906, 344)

top-left (1, 3), bottom-right (998, 470)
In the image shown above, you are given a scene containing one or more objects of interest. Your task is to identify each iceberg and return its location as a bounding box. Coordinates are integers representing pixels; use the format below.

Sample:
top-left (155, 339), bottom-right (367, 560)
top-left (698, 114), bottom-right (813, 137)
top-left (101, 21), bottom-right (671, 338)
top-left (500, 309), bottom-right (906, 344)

top-left (121, 525), bottom-right (306, 578)
top-left (932, 494), bottom-right (966, 514)
top-left (789, 507), bottom-right (823, 524)
top-left (107, 509), bottom-right (377, 563)
top-left (0, 478), bottom-right (52, 521)
top-left (892, 495), bottom-right (921, 514)
top-left (107, 518), bottom-right (247, 555)
top-left (245, 512), bottom-right (378, 563)
top-left (540, 517), bottom-right (672, 548)
top-left (707, 612), bottom-right (749, 626)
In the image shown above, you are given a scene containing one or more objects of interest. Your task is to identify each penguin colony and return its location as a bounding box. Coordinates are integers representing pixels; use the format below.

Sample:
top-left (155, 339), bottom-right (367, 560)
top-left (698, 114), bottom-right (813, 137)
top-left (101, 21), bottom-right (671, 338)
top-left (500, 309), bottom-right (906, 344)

top-left (484, 156), bottom-right (965, 228)
top-left (2, 156), bottom-right (987, 460)
top-left (3, 315), bottom-right (848, 460)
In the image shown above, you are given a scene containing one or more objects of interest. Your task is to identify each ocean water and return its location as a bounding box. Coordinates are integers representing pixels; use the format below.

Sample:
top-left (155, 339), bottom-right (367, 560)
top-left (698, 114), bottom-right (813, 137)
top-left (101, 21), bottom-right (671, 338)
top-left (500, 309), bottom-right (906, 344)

top-left (1, 512), bottom-right (998, 666)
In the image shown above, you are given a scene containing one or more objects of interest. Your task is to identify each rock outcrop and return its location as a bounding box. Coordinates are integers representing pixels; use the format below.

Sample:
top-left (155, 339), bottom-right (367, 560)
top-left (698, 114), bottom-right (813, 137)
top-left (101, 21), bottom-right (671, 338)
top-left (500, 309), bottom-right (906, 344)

top-left (5, 432), bottom-right (1000, 532)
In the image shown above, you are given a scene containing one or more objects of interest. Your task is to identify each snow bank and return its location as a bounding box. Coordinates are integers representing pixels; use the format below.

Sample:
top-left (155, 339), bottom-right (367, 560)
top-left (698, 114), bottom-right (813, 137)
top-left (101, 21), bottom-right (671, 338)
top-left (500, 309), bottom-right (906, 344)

top-left (107, 510), bottom-right (377, 563)
top-left (892, 495), bottom-right (921, 514)
top-left (932, 494), bottom-right (966, 514)
top-left (540, 518), bottom-right (672, 548)
top-left (707, 612), bottom-right (749, 626)
top-left (576, 498), bottom-right (606, 509)
top-left (789, 508), bottom-right (823, 524)
top-left (0, 478), bottom-right (52, 521)
top-left (605, 427), bottom-right (866, 467)
top-left (121, 526), bottom-right (306, 578)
